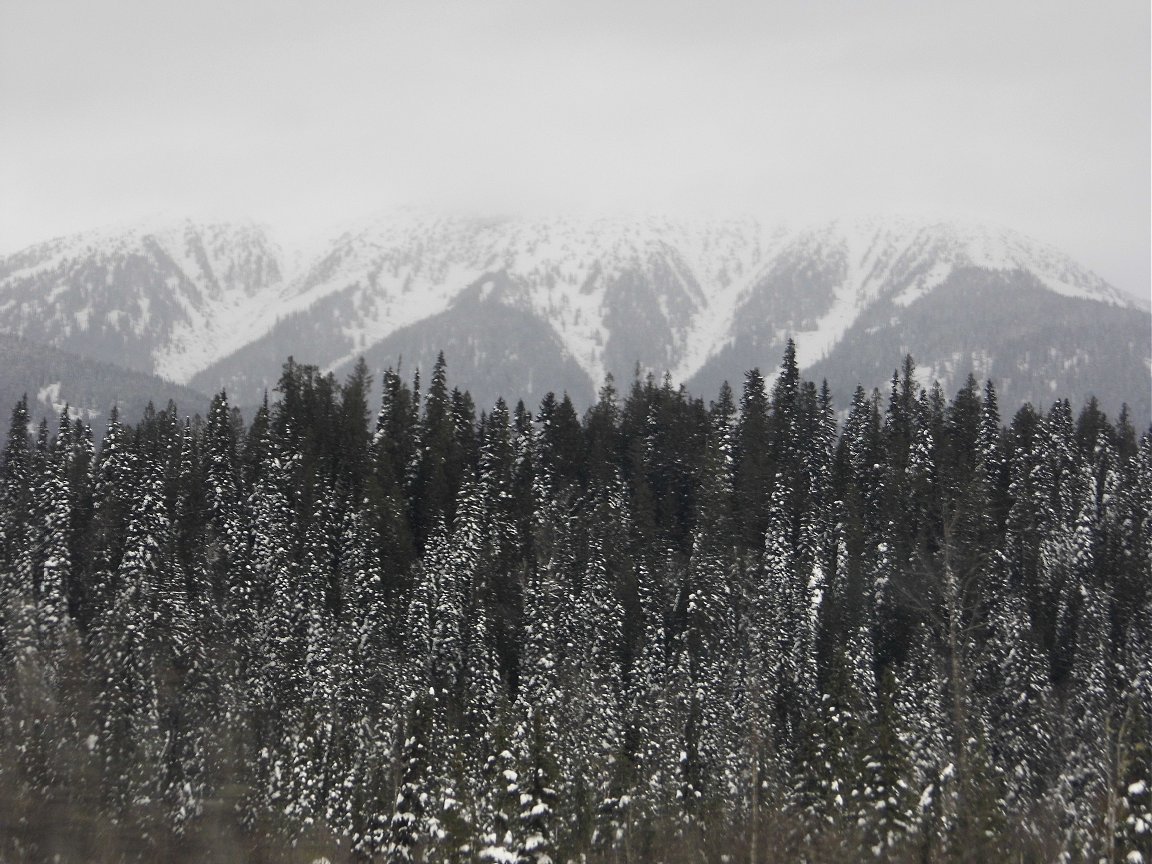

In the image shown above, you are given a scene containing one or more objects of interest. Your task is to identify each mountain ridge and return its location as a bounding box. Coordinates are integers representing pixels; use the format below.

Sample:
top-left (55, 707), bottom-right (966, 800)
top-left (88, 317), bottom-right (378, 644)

top-left (1, 212), bottom-right (1147, 419)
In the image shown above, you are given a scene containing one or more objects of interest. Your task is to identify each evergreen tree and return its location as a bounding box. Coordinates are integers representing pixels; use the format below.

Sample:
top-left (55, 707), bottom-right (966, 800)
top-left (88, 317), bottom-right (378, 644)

top-left (411, 352), bottom-right (460, 543)
top-left (0, 351), bottom-right (1142, 857)
top-left (203, 391), bottom-right (244, 604)
top-left (682, 398), bottom-right (741, 839)
top-left (1054, 584), bottom-right (1112, 859)
top-left (733, 368), bottom-right (771, 555)
top-left (509, 566), bottom-right (562, 864)
top-left (91, 457), bottom-right (171, 820)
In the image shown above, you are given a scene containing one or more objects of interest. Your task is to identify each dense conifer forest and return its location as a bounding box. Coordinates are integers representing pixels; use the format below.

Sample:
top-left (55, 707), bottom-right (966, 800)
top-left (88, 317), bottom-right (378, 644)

top-left (0, 343), bottom-right (1148, 863)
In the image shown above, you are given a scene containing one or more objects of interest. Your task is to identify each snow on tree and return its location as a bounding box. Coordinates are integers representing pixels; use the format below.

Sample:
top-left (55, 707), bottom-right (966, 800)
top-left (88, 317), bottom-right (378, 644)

top-left (90, 456), bottom-right (171, 821)
top-left (0, 348), bottom-right (1140, 858)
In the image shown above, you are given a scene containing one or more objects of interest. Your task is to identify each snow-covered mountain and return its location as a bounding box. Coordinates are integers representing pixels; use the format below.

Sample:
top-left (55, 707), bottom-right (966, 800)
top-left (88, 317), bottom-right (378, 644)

top-left (0, 212), bottom-right (1147, 420)
top-left (705, 214), bottom-right (1134, 372)
top-left (0, 218), bottom-right (285, 380)
top-left (687, 216), bottom-right (1146, 408)
top-left (0, 332), bottom-right (210, 440)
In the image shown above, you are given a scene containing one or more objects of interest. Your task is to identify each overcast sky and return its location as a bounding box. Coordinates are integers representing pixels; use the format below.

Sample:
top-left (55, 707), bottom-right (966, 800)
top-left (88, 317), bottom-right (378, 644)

top-left (1, 0), bottom-right (1148, 296)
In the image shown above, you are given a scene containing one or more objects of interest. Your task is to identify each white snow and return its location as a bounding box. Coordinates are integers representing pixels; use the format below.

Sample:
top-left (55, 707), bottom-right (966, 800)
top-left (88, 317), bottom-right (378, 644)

top-left (37, 381), bottom-right (62, 407)
top-left (35, 381), bottom-right (94, 420)
top-left (479, 848), bottom-right (520, 863)
top-left (787, 217), bottom-right (905, 368)
top-left (672, 219), bottom-right (790, 382)
top-left (0, 211), bottom-right (1141, 390)
top-left (917, 784), bottom-right (934, 812)
top-left (893, 262), bottom-right (953, 307)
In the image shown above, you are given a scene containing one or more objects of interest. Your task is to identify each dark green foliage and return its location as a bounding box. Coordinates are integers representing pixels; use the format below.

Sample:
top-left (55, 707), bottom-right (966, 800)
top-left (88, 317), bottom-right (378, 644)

top-left (0, 349), bottom-right (1146, 862)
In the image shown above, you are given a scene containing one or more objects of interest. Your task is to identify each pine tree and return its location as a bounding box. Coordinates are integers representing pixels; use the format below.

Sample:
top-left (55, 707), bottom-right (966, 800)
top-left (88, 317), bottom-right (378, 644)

top-left (0, 398), bottom-right (37, 723)
top-left (91, 456), bottom-right (171, 822)
top-left (819, 597), bottom-right (883, 853)
top-left (566, 527), bottom-right (625, 853)
top-left (682, 400), bottom-right (741, 841)
top-left (332, 499), bottom-right (399, 856)
top-left (509, 567), bottom-right (562, 864)
top-left (733, 368), bottom-right (771, 555)
top-left (0, 351), bottom-right (1145, 856)
top-left (624, 559), bottom-right (680, 829)
top-left (34, 421), bottom-right (76, 662)
top-left (88, 406), bottom-right (139, 606)
top-left (1054, 584), bottom-right (1112, 859)
top-left (388, 689), bottom-right (435, 862)
top-left (979, 562), bottom-right (1052, 840)
top-left (1111, 608), bottom-right (1152, 864)
top-left (479, 397), bottom-right (523, 683)
top-left (536, 391), bottom-right (584, 497)
top-left (0, 395), bottom-right (32, 573)
top-left (411, 352), bottom-right (459, 543)
top-left (889, 626), bottom-right (953, 858)
top-left (203, 391), bottom-right (245, 605)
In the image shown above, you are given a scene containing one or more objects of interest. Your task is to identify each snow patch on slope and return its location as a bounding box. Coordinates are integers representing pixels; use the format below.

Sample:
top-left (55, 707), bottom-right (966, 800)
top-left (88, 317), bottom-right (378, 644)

top-left (0, 216), bottom-right (289, 384)
top-left (671, 219), bottom-right (789, 382)
top-left (2, 211), bottom-right (1138, 391)
top-left (748, 215), bottom-right (1133, 371)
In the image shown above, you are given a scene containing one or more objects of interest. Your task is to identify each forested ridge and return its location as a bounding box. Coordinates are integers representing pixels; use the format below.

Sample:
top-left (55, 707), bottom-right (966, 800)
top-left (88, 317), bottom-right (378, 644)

top-left (0, 343), bottom-right (1148, 863)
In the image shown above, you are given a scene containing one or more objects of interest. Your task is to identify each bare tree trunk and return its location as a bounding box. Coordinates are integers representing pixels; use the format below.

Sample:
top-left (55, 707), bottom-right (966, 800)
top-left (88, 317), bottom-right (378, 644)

top-left (750, 745), bottom-right (759, 864)
top-left (1106, 696), bottom-right (1136, 864)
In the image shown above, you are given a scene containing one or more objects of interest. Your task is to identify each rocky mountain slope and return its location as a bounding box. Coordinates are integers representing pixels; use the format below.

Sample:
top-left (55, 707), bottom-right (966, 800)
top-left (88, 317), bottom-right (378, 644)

top-left (0, 332), bottom-right (209, 439)
top-left (0, 219), bottom-right (285, 380)
top-left (1, 213), bottom-right (1147, 421)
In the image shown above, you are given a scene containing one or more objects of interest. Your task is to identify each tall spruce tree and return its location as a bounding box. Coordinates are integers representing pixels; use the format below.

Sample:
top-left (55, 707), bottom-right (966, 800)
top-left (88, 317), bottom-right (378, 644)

top-left (0, 351), bottom-right (1142, 858)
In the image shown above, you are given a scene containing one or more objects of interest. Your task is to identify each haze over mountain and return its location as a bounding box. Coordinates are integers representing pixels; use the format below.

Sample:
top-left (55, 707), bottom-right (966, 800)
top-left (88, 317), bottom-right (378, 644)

top-left (1, 212), bottom-right (1148, 422)
top-left (0, 332), bottom-right (210, 439)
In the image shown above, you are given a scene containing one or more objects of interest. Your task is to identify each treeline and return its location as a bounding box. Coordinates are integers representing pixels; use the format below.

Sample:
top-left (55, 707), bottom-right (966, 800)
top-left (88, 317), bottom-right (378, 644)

top-left (0, 345), bottom-right (1148, 863)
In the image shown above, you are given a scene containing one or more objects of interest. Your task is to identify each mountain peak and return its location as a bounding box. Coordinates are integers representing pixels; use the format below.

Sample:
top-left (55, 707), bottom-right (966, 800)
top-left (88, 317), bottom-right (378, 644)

top-left (1, 212), bottom-right (1146, 421)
